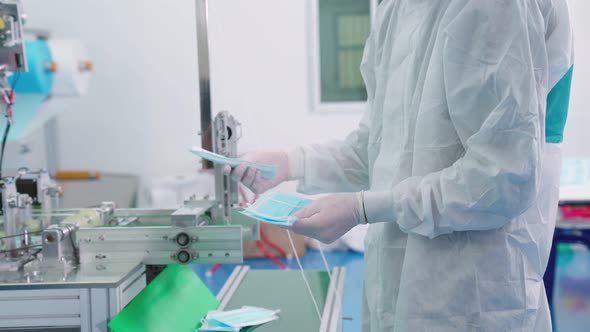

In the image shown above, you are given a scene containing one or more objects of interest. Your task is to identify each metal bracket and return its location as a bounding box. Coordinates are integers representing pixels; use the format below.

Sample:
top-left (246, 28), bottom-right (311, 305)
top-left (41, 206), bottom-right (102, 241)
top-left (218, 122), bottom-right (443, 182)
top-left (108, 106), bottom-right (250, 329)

top-left (171, 199), bottom-right (215, 227)
top-left (77, 226), bottom-right (243, 265)
top-left (0, 1), bottom-right (27, 73)
top-left (40, 223), bottom-right (79, 271)
top-left (212, 111), bottom-right (240, 225)
top-left (2, 178), bottom-right (33, 257)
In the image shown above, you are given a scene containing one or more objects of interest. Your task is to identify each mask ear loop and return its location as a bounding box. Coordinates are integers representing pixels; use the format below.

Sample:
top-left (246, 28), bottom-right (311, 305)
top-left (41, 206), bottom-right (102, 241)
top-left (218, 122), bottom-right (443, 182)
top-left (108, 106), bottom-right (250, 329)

top-left (286, 230), bottom-right (322, 322)
top-left (316, 240), bottom-right (347, 321)
top-left (317, 241), bottom-right (332, 280)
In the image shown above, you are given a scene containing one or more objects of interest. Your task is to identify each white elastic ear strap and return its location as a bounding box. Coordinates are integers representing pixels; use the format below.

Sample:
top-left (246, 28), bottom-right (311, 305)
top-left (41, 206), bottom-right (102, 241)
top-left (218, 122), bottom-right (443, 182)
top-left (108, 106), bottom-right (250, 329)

top-left (316, 240), bottom-right (345, 319)
top-left (286, 230), bottom-right (322, 321)
top-left (317, 241), bottom-right (332, 280)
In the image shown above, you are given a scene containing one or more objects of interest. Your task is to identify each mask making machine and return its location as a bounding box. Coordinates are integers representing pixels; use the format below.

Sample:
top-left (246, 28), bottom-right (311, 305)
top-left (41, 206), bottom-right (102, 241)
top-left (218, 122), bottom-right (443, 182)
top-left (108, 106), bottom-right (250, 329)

top-left (0, 1), bottom-right (345, 332)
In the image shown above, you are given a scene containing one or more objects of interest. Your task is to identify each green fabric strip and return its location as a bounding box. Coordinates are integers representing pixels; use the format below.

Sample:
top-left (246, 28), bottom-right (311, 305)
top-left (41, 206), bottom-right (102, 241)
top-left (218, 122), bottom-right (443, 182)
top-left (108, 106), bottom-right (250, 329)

top-left (546, 65), bottom-right (574, 143)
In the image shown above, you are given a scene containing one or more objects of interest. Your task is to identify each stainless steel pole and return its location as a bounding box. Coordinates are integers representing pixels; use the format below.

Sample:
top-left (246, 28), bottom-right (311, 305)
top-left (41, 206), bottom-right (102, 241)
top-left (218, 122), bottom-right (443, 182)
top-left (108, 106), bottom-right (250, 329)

top-left (195, 0), bottom-right (213, 169)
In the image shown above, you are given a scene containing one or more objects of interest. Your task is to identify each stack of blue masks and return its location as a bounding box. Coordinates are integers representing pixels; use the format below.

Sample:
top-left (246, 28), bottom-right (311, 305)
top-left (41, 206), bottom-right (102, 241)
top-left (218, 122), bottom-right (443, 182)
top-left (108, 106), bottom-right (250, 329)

top-left (241, 192), bottom-right (312, 226)
top-left (561, 159), bottom-right (590, 186)
top-left (199, 306), bottom-right (280, 331)
top-left (190, 147), bottom-right (278, 179)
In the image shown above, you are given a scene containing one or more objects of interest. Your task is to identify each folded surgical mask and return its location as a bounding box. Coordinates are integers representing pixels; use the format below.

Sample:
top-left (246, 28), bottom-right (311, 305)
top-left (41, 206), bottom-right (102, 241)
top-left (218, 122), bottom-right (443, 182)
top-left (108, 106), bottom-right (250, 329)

top-left (241, 192), bottom-right (311, 226)
top-left (199, 306), bottom-right (280, 331)
top-left (190, 147), bottom-right (277, 179)
top-left (198, 322), bottom-right (238, 332)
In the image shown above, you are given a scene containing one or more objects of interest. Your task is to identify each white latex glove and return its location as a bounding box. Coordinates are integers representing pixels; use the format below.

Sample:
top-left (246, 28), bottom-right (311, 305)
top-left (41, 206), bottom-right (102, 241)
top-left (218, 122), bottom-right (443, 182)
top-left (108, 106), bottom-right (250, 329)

top-left (223, 151), bottom-right (292, 194)
top-left (291, 193), bottom-right (363, 244)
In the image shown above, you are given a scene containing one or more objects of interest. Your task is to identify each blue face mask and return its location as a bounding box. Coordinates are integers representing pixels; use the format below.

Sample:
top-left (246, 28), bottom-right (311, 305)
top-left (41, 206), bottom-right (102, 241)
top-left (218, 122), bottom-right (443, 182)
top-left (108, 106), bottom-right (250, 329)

top-left (201, 306), bottom-right (280, 330)
top-left (190, 147), bottom-right (277, 179)
top-left (199, 321), bottom-right (238, 332)
top-left (240, 192), bottom-right (311, 226)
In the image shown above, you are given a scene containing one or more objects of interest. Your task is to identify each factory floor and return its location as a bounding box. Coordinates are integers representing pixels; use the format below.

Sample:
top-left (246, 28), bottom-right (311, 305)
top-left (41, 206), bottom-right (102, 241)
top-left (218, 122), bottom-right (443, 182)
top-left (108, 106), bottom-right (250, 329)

top-left (193, 245), bottom-right (590, 332)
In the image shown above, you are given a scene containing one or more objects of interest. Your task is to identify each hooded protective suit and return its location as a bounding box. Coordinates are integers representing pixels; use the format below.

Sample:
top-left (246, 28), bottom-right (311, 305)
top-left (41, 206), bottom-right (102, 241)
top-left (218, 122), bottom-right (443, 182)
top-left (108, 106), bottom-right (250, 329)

top-left (290, 0), bottom-right (574, 330)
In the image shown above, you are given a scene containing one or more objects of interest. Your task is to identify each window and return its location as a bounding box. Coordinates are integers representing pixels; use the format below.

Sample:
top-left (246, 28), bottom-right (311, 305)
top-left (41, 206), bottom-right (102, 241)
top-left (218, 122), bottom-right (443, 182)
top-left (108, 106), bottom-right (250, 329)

top-left (309, 0), bottom-right (379, 112)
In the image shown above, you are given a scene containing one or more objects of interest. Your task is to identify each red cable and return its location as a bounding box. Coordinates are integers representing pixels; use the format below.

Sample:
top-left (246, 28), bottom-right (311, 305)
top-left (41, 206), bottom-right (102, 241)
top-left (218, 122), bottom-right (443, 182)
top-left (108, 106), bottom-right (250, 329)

top-left (260, 225), bottom-right (288, 257)
top-left (256, 240), bottom-right (288, 270)
top-left (206, 263), bottom-right (223, 277)
top-left (1, 90), bottom-right (13, 123)
top-left (7, 90), bottom-right (13, 122)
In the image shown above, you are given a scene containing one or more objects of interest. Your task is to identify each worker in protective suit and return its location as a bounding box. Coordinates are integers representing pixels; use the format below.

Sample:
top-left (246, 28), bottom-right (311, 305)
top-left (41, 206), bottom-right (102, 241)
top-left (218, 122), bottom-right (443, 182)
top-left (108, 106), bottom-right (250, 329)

top-left (226, 0), bottom-right (574, 330)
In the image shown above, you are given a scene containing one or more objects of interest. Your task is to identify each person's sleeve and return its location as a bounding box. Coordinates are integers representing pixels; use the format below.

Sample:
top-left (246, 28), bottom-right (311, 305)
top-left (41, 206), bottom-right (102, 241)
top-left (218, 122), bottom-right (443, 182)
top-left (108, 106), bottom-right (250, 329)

top-left (290, 34), bottom-right (376, 194)
top-left (544, 0), bottom-right (574, 144)
top-left (361, 1), bottom-right (545, 238)
top-left (545, 0), bottom-right (574, 90)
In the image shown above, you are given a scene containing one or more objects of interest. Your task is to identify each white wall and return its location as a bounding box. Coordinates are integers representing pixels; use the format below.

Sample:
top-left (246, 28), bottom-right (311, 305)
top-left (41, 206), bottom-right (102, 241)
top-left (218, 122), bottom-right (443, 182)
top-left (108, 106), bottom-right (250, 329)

top-left (20, 0), bottom-right (360, 179)
top-left (19, 0), bottom-right (590, 180)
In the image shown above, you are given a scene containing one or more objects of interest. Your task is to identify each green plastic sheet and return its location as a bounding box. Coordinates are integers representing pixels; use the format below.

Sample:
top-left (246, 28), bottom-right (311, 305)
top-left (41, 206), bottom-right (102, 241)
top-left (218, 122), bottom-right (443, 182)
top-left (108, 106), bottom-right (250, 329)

top-left (109, 265), bottom-right (219, 332)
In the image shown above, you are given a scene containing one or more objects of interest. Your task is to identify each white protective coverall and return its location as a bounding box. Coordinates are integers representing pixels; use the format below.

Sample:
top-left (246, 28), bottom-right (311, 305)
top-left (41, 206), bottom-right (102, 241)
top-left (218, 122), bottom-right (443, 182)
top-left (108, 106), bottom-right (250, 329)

top-left (290, 0), bottom-right (575, 330)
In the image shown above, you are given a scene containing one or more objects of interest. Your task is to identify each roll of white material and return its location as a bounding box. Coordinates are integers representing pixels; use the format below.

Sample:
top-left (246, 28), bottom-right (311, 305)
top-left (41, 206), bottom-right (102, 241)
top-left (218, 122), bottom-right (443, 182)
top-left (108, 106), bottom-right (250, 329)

top-left (47, 39), bottom-right (91, 96)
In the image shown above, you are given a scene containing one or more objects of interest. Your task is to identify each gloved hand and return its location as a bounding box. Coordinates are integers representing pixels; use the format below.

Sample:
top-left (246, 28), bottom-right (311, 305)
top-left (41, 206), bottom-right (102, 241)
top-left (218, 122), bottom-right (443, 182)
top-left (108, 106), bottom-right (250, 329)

top-left (223, 151), bottom-right (290, 194)
top-left (291, 193), bottom-right (363, 244)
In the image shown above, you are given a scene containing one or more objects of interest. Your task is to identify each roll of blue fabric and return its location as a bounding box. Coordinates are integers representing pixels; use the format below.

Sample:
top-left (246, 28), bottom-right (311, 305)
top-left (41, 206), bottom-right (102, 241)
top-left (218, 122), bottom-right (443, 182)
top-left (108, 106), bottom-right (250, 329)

top-left (11, 39), bottom-right (55, 95)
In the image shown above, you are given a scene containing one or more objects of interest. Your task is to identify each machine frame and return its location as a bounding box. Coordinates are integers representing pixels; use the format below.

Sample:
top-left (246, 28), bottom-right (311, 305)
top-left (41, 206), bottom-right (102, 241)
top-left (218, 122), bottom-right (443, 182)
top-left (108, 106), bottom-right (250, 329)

top-left (0, 1), bottom-right (346, 331)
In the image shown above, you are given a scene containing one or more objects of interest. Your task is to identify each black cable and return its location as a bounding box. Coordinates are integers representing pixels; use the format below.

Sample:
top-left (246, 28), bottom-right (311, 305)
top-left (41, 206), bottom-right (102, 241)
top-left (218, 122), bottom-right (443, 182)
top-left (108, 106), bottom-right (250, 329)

top-left (18, 248), bottom-right (42, 270)
top-left (0, 230), bottom-right (42, 240)
top-left (0, 120), bottom-right (11, 180)
top-left (69, 230), bottom-right (79, 261)
top-left (12, 72), bottom-right (21, 90)
top-left (0, 244), bottom-right (42, 255)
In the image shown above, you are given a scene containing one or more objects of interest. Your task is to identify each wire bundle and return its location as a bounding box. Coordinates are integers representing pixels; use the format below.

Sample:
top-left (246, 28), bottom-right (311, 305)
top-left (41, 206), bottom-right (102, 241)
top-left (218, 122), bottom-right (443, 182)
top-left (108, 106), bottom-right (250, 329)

top-left (0, 72), bottom-right (21, 179)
